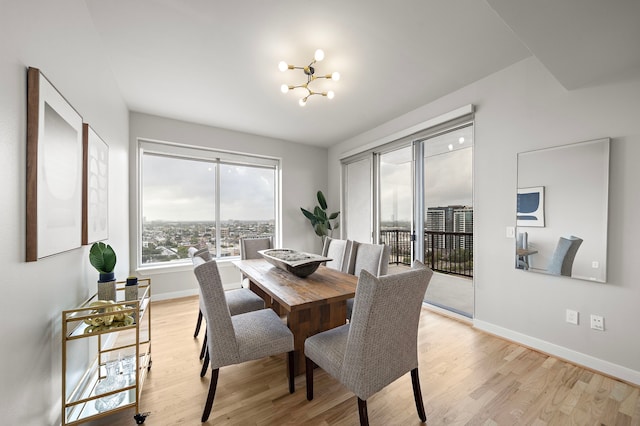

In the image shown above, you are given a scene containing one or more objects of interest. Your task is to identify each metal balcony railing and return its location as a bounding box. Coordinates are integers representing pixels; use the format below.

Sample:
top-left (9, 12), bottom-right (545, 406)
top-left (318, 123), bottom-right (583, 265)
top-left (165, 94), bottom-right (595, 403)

top-left (379, 229), bottom-right (473, 278)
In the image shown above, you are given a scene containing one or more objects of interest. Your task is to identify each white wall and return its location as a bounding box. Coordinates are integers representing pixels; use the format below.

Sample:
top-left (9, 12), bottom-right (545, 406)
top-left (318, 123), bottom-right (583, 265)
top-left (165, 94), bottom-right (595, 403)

top-left (0, 1), bottom-right (129, 425)
top-left (128, 112), bottom-right (328, 299)
top-left (328, 57), bottom-right (640, 385)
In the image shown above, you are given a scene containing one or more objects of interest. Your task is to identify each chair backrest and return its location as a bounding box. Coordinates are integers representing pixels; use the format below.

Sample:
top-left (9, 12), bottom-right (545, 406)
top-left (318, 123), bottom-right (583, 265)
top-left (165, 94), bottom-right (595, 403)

top-left (341, 260), bottom-right (433, 400)
top-left (548, 235), bottom-right (583, 276)
top-left (189, 246), bottom-right (211, 262)
top-left (240, 236), bottom-right (273, 260)
top-left (348, 242), bottom-right (391, 277)
top-left (321, 237), bottom-right (355, 273)
top-left (193, 260), bottom-right (240, 368)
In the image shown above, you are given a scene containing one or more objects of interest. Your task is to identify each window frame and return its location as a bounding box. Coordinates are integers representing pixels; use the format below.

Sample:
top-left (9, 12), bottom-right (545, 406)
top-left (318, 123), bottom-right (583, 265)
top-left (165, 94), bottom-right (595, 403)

top-left (135, 138), bottom-right (280, 271)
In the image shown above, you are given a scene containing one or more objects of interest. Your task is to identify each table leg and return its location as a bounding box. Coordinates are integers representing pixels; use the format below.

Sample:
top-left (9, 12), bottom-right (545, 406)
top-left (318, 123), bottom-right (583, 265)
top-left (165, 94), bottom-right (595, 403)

top-left (287, 300), bottom-right (347, 376)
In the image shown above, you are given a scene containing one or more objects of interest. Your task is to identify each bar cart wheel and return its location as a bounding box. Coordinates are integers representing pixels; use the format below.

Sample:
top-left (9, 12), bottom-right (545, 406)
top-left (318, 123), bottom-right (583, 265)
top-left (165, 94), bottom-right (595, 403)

top-left (134, 412), bottom-right (149, 424)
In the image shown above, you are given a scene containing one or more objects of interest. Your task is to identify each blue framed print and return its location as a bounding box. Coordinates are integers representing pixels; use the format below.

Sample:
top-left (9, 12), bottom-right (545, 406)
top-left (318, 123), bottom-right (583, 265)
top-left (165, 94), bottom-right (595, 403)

top-left (517, 186), bottom-right (545, 227)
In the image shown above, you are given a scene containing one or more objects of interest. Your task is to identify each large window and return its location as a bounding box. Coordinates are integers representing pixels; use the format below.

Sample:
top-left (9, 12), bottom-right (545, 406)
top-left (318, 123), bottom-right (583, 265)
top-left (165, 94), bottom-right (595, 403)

top-left (138, 140), bottom-right (279, 267)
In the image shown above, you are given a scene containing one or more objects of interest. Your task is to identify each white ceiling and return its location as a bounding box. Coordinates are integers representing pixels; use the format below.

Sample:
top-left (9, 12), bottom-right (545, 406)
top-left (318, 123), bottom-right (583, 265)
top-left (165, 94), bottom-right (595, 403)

top-left (84, 0), bottom-right (640, 148)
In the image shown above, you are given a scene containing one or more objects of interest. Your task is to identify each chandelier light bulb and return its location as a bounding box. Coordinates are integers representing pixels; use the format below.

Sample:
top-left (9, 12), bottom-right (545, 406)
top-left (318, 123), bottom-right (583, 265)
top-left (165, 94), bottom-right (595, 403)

top-left (331, 72), bottom-right (340, 81)
top-left (314, 49), bottom-right (325, 62)
top-left (459, 137), bottom-right (465, 144)
top-left (280, 84), bottom-right (289, 94)
top-left (299, 98), bottom-right (307, 107)
top-left (278, 61), bottom-right (288, 72)
top-left (327, 91), bottom-right (335, 100)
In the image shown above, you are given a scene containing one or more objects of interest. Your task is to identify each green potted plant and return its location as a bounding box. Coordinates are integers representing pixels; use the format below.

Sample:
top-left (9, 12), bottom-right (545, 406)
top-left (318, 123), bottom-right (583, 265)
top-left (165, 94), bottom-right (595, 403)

top-left (90, 242), bottom-right (117, 300)
top-left (300, 190), bottom-right (340, 245)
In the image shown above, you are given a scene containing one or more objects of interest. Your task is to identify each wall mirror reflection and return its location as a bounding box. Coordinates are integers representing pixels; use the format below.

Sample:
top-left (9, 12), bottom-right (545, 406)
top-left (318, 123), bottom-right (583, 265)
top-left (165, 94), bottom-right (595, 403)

top-left (515, 138), bottom-right (609, 282)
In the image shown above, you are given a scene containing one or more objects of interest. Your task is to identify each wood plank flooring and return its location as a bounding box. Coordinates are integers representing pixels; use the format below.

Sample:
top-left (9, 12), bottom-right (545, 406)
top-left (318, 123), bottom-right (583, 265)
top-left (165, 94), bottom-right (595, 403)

top-left (85, 296), bottom-right (640, 426)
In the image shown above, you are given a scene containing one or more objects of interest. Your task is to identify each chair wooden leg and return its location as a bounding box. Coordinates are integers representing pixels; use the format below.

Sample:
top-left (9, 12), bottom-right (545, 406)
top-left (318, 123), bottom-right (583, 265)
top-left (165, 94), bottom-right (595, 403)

top-left (288, 351), bottom-right (295, 393)
top-left (200, 349), bottom-right (209, 378)
top-left (411, 368), bottom-right (427, 422)
top-left (357, 398), bottom-right (369, 426)
top-left (201, 368), bottom-right (219, 422)
top-left (194, 310), bottom-right (203, 337)
top-left (199, 330), bottom-right (207, 360)
top-left (305, 357), bottom-right (314, 401)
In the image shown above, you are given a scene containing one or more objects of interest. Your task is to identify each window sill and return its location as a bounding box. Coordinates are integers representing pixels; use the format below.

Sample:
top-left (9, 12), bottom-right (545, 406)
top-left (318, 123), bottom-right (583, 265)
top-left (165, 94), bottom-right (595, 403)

top-left (136, 257), bottom-right (240, 276)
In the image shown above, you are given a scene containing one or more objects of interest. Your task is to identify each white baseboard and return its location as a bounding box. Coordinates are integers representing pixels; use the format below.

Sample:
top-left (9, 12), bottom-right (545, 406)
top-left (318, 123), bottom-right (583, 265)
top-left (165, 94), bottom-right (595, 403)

top-left (151, 282), bottom-right (242, 302)
top-left (473, 319), bottom-right (640, 386)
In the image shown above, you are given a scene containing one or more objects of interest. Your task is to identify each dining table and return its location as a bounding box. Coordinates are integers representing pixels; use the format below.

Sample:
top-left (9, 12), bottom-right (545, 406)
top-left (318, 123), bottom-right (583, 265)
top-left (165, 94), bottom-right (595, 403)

top-left (232, 258), bottom-right (358, 376)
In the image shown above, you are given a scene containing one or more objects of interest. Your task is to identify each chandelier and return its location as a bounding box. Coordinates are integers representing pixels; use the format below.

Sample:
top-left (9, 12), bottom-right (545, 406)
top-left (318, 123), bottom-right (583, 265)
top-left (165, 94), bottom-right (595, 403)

top-left (279, 49), bottom-right (340, 106)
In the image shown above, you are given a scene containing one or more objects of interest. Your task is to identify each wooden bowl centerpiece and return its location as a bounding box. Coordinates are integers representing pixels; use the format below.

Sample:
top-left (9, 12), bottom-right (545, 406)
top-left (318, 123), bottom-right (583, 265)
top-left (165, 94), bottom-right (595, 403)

top-left (258, 249), bottom-right (332, 278)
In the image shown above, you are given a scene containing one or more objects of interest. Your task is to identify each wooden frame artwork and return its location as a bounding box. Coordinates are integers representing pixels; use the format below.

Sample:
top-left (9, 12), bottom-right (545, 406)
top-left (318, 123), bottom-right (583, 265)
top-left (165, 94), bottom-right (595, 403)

top-left (26, 67), bottom-right (84, 261)
top-left (82, 124), bottom-right (109, 244)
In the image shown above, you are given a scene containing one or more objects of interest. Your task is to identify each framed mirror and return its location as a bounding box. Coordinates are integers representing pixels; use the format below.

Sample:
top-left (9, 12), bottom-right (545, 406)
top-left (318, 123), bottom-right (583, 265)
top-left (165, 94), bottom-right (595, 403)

top-left (515, 138), bottom-right (609, 282)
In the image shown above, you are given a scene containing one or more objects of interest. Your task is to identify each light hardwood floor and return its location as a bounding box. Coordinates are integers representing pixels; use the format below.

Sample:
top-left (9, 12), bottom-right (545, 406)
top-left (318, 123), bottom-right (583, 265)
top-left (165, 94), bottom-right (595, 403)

top-left (86, 296), bottom-right (640, 426)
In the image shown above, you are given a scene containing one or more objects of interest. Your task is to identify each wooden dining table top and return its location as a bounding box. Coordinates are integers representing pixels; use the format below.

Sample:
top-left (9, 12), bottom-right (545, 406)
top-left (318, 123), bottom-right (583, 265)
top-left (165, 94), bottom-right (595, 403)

top-left (232, 259), bottom-right (357, 312)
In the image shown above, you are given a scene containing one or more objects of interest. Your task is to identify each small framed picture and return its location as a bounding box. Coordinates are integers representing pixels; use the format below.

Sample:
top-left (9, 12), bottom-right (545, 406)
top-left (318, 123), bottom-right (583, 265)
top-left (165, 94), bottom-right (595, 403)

top-left (517, 186), bottom-right (545, 227)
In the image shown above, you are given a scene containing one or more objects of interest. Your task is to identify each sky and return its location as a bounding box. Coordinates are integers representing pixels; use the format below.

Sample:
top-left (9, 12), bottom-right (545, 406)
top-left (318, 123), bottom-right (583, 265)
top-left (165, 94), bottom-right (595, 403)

top-left (142, 154), bottom-right (275, 222)
top-left (379, 128), bottom-right (473, 223)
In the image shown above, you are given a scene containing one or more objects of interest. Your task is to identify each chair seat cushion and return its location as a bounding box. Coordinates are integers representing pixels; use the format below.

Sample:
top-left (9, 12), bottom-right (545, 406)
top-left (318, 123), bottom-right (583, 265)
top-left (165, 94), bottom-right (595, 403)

top-left (304, 324), bottom-right (350, 380)
top-left (226, 289), bottom-right (265, 316)
top-left (233, 309), bottom-right (293, 363)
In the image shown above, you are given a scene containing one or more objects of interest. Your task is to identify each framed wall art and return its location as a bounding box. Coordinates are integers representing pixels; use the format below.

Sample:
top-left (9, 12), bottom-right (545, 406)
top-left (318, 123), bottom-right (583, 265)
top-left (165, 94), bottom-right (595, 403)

top-left (82, 124), bottom-right (109, 244)
top-left (26, 67), bottom-right (83, 261)
top-left (516, 186), bottom-right (545, 227)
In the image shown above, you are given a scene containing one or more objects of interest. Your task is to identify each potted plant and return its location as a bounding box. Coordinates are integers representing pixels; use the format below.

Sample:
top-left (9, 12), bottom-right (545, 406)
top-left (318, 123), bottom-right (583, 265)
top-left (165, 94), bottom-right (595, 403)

top-left (90, 242), bottom-right (117, 301)
top-left (300, 190), bottom-right (340, 245)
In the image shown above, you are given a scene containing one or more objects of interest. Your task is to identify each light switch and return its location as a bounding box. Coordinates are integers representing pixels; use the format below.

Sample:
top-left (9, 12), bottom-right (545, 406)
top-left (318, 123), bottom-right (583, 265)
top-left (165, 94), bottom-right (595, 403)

top-left (506, 226), bottom-right (515, 238)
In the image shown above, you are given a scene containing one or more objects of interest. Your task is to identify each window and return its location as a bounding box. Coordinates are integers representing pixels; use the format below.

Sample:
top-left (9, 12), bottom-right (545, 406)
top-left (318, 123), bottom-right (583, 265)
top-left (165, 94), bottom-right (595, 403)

top-left (138, 140), bottom-right (279, 267)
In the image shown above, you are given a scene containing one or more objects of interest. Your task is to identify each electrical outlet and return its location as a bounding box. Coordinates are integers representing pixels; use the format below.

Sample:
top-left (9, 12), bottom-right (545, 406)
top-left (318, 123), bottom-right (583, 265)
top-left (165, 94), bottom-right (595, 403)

top-left (566, 309), bottom-right (579, 325)
top-left (590, 314), bottom-right (604, 331)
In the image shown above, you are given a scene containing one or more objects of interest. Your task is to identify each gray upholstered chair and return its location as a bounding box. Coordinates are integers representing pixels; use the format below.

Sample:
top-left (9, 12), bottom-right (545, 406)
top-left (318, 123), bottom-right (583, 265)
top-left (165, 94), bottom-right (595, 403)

top-left (189, 247), bottom-right (212, 338)
top-left (304, 261), bottom-right (434, 426)
top-left (191, 253), bottom-right (265, 376)
top-left (547, 235), bottom-right (583, 276)
top-left (239, 236), bottom-right (273, 287)
top-left (194, 259), bottom-right (295, 422)
top-left (321, 237), bottom-right (355, 273)
top-left (346, 242), bottom-right (391, 319)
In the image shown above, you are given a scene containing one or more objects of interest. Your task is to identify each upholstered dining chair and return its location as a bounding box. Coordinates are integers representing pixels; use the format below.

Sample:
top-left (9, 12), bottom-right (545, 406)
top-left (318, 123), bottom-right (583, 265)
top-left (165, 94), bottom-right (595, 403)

top-left (304, 261), bottom-right (434, 426)
top-left (346, 242), bottom-right (391, 319)
top-left (547, 235), bottom-right (583, 276)
top-left (239, 236), bottom-right (273, 287)
top-left (321, 237), bottom-right (355, 273)
top-left (189, 247), bottom-right (212, 339)
top-left (193, 259), bottom-right (295, 422)
top-left (190, 251), bottom-right (265, 376)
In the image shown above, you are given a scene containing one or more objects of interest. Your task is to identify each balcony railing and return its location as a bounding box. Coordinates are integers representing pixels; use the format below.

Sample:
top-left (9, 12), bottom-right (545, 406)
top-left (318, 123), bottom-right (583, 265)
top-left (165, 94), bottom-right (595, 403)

top-left (380, 229), bottom-right (473, 278)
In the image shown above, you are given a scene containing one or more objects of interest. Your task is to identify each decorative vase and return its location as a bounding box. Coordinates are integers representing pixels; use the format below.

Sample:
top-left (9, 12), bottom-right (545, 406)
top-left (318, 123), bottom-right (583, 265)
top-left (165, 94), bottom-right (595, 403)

top-left (97, 280), bottom-right (116, 301)
top-left (94, 360), bottom-right (126, 412)
top-left (125, 277), bottom-right (138, 302)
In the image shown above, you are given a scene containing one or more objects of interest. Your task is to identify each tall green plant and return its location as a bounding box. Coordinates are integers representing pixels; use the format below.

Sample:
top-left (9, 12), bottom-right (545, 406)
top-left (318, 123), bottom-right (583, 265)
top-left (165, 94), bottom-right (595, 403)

top-left (300, 190), bottom-right (340, 240)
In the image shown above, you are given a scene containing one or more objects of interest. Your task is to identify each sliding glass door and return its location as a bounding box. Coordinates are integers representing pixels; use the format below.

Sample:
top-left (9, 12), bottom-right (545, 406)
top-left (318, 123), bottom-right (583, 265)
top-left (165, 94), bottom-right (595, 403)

top-left (341, 113), bottom-right (474, 318)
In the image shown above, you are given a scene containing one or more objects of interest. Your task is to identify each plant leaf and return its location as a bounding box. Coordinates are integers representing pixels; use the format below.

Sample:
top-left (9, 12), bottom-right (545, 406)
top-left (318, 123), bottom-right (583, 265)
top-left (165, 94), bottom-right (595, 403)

top-left (328, 211), bottom-right (339, 220)
top-left (301, 208), bottom-right (316, 221)
top-left (317, 190), bottom-right (328, 210)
